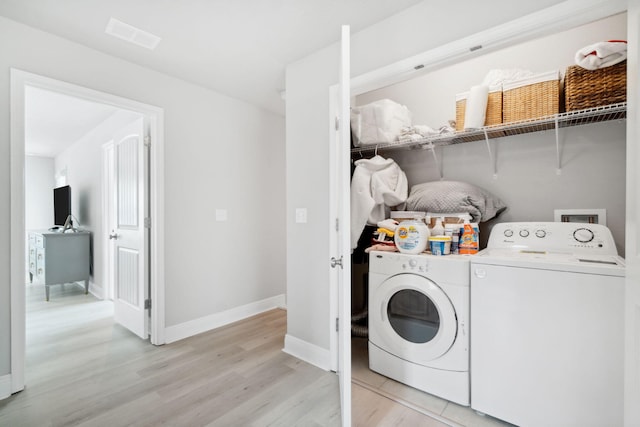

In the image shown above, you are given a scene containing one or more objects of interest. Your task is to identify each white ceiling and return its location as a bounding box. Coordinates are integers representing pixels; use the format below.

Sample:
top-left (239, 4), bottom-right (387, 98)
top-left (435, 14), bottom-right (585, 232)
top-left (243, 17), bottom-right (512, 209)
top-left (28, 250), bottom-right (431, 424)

top-left (25, 87), bottom-right (122, 158)
top-left (0, 0), bottom-right (424, 117)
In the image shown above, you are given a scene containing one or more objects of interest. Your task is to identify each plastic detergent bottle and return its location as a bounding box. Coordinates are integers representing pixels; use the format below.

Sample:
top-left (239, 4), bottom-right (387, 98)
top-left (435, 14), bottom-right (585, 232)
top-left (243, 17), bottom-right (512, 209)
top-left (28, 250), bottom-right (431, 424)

top-left (431, 217), bottom-right (445, 236)
top-left (444, 224), bottom-right (460, 254)
top-left (394, 219), bottom-right (430, 254)
top-left (459, 219), bottom-right (479, 255)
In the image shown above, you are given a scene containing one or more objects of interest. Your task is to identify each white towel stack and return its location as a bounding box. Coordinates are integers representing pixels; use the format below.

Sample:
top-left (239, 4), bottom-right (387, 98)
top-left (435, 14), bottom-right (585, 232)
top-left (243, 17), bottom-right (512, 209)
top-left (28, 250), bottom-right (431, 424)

top-left (575, 40), bottom-right (627, 70)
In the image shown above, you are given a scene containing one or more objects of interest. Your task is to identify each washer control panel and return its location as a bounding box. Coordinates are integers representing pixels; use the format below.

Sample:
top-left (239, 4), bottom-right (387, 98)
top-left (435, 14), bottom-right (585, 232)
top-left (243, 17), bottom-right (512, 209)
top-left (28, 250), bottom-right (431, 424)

top-left (488, 222), bottom-right (618, 255)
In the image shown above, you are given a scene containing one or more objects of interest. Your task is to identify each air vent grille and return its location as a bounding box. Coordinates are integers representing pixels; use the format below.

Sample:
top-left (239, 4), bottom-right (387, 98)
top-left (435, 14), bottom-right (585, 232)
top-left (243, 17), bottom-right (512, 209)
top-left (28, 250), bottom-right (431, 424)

top-left (105, 18), bottom-right (161, 50)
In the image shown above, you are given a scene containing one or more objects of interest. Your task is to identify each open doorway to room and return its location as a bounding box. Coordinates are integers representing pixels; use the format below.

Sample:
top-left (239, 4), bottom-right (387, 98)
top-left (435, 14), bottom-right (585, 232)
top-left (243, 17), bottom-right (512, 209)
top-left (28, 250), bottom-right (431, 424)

top-left (10, 70), bottom-right (165, 394)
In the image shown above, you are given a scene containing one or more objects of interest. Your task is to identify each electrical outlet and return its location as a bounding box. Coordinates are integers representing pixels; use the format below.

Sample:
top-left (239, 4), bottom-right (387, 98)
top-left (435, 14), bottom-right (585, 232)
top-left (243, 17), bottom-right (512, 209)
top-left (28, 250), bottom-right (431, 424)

top-left (215, 209), bottom-right (228, 222)
top-left (295, 208), bottom-right (307, 223)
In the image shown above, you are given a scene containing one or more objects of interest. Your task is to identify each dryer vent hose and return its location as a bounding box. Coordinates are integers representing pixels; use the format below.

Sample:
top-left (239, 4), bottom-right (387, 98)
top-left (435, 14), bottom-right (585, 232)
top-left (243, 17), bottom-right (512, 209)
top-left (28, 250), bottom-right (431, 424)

top-left (351, 309), bottom-right (368, 338)
top-left (351, 309), bottom-right (368, 323)
top-left (351, 323), bottom-right (368, 338)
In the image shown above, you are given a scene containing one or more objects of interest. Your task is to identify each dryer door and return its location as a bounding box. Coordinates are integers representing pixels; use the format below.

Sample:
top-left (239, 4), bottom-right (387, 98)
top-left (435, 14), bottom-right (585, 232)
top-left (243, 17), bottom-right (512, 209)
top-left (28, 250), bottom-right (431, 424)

top-left (370, 273), bottom-right (457, 363)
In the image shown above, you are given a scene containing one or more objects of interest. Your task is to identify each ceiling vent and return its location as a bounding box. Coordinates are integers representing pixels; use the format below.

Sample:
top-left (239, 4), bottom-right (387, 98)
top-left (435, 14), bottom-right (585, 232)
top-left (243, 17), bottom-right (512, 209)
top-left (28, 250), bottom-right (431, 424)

top-left (105, 17), bottom-right (161, 50)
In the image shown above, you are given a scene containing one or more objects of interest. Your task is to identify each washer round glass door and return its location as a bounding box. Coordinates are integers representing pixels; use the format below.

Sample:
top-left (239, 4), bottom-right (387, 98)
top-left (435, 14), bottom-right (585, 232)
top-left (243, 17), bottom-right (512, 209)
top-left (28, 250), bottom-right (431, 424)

top-left (370, 273), bottom-right (458, 363)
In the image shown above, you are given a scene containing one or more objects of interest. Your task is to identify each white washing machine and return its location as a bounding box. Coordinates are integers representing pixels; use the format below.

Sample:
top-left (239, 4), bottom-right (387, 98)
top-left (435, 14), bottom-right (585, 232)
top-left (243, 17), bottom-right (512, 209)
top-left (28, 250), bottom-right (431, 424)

top-left (368, 251), bottom-right (470, 406)
top-left (470, 222), bottom-right (625, 427)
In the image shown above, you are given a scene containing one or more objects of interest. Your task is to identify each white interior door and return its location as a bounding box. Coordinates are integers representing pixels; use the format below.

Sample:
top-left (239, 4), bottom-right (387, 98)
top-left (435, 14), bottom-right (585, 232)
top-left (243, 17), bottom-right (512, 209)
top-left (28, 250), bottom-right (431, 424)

top-left (625, 3), bottom-right (640, 425)
top-left (112, 117), bottom-right (149, 339)
top-left (330, 24), bottom-right (352, 427)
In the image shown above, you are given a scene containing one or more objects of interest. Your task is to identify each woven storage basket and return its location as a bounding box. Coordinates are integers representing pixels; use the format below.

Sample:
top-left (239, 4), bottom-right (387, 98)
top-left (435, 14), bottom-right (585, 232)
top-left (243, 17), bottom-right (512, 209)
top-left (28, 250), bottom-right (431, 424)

top-left (503, 70), bottom-right (561, 123)
top-left (564, 60), bottom-right (626, 111)
top-left (455, 86), bottom-right (502, 131)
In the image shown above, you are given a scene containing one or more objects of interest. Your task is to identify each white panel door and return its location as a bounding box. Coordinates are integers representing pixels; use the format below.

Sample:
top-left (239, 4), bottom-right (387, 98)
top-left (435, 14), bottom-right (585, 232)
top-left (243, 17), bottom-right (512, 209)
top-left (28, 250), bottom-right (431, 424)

top-left (112, 117), bottom-right (149, 339)
top-left (329, 24), bottom-right (352, 427)
top-left (626, 2), bottom-right (640, 425)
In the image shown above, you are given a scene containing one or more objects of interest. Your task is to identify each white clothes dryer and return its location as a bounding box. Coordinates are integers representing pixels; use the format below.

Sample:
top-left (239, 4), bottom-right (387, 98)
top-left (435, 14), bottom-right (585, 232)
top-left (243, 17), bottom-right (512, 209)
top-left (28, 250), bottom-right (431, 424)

top-left (471, 222), bottom-right (625, 427)
top-left (368, 251), bottom-right (470, 406)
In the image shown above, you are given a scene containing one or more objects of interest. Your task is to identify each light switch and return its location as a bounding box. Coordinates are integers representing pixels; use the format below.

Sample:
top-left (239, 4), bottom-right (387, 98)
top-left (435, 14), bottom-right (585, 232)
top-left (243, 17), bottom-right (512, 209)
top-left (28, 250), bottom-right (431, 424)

top-left (295, 208), bottom-right (307, 223)
top-left (215, 209), bottom-right (228, 222)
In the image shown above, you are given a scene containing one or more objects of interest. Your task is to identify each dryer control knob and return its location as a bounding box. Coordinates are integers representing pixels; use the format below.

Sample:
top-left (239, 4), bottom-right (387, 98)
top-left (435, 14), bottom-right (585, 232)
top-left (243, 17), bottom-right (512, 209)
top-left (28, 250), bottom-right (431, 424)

top-left (409, 259), bottom-right (418, 267)
top-left (504, 229), bottom-right (514, 237)
top-left (573, 228), bottom-right (595, 243)
top-left (535, 229), bottom-right (546, 238)
top-left (519, 229), bottom-right (530, 238)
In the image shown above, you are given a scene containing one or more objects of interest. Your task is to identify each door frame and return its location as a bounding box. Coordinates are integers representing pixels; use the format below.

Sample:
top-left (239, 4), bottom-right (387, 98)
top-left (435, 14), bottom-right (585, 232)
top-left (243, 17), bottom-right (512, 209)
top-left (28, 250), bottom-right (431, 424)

top-left (102, 141), bottom-right (116, 301)
top-left (9, 69), bottom-right (166, 393)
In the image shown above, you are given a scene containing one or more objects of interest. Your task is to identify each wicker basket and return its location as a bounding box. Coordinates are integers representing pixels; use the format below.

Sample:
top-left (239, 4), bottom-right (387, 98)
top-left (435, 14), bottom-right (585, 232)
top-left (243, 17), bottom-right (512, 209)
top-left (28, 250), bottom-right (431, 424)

top-left (455, 86), bottom-right (502, 131)
top-left (503, 70), bottom-right (561, 123)
top-left (564, 61), bottom-right (626, 111)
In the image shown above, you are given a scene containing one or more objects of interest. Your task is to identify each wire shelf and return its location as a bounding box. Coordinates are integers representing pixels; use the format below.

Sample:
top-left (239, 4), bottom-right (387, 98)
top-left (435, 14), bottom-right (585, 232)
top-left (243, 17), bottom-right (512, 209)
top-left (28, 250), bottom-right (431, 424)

top-left (350, 102), bottom-right (627, 156)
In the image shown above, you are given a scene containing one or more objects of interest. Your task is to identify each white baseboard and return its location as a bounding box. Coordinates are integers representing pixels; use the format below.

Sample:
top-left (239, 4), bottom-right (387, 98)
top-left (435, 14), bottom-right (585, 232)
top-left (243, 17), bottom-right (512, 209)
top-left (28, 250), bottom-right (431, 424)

top-left (88, 280), bottom-right (103, 299)
top-left (283, 334), bottom-right (332, 371)
top-left (0, 374), bottom-right (11, 400)
top-left (164, 294), bottom-right (286, 343)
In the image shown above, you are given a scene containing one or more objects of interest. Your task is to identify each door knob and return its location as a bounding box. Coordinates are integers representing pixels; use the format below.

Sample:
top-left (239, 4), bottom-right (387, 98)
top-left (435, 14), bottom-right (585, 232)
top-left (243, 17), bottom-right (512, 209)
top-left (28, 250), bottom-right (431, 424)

top-left (109, 233), bottom-right (119, 240)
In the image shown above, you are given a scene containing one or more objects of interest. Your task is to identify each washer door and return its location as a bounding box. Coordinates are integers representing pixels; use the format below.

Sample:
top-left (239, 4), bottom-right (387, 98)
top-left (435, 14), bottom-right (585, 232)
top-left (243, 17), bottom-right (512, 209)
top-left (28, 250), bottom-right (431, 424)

top-left (371, 273), bottom-right (458, 363)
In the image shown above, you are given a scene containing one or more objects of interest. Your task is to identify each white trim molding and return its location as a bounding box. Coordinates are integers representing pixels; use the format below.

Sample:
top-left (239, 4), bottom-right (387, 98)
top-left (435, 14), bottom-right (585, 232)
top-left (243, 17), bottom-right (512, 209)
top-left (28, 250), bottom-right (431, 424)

top-left (0, 374), bottom-right (11, 400)
top-left (283, 334), bottom-right (332, 372)
top-left (164, 294), bottom-right (286, 344)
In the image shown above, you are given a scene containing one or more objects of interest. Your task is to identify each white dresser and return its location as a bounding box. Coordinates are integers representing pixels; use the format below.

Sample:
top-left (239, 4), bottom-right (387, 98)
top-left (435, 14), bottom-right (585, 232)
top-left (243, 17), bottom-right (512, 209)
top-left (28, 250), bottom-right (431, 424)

top-left (28, 230), bottom-right (91, 301)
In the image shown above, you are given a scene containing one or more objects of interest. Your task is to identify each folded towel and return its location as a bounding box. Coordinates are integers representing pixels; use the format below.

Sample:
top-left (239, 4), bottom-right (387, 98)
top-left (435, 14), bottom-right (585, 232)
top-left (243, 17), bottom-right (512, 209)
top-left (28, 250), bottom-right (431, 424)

top-left (575, 40), bottom-right (627, 70)
top-left (464, 85), bottom-right (489, 130)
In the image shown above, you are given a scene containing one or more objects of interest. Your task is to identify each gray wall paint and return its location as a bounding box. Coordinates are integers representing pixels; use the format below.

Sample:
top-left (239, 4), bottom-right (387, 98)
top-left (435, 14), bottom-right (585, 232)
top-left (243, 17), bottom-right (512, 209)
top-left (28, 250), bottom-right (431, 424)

top-left (357, 13), bottom-right (627, 255)
top-left (1, 16), bottom-right (285, 377)
top-left (384, 124), bottom-right (626, 255)
top-left (284, 0), bottom-right (613, 354)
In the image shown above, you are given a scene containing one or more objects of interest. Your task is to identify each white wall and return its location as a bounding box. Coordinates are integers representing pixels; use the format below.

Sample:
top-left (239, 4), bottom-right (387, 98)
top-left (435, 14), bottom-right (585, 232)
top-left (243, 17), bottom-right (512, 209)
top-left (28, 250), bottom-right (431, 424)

top-left (25, 156), bottom-right (54, 281)
top-left (357, 13), bottom-right (627, 255)
top-left (1, 15), bottom-right (286, 377)
top-left (54, 110), bottom-right (142, 295)
top-left (284, 0), bottom-right (620, 364)
top-left (25, 156), bottom-right (54, 232)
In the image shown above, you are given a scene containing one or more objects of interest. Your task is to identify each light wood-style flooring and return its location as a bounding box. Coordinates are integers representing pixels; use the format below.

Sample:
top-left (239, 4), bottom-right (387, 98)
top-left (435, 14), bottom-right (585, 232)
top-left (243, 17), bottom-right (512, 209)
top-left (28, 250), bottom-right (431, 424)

top-left (352, 337), bottom-right (514, 427)
top-left (1, 283), bottom-right (465, 426)
top-left (2, 283), bottom-right (343, 426)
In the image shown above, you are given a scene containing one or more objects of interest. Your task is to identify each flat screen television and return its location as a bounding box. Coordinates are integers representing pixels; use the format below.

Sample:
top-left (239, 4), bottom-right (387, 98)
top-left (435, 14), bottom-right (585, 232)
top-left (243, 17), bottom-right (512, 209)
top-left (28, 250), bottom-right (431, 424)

top-left (53, 185), bottom-right (71, 226)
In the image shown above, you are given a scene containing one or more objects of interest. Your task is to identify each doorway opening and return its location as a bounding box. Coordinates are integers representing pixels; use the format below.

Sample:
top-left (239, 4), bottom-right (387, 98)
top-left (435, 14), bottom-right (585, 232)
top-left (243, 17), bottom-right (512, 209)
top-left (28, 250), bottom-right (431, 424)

top-left (10, 69), bottom-right (166, 394)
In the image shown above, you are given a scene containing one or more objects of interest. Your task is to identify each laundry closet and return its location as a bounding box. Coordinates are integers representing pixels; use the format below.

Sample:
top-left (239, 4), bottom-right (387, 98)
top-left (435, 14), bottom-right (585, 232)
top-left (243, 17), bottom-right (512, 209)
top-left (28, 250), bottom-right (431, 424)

top-left (349, 11), bottom-right (627, 423)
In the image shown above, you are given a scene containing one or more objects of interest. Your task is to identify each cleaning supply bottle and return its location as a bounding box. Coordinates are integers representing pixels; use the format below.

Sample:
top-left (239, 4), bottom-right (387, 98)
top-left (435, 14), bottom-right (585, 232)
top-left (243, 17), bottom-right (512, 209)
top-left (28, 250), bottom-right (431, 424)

top-left (459, 219), bottom-right (479, 254)
top-left (431, 217), bottom-right (444, 236)
top-left (445, 224), bottom-right (460, 254)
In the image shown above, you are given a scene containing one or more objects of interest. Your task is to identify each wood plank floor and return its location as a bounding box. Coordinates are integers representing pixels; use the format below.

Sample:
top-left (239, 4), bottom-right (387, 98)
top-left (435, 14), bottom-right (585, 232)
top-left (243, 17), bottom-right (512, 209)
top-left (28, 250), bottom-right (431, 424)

top-left (1, 283), bottom-right (459, 426)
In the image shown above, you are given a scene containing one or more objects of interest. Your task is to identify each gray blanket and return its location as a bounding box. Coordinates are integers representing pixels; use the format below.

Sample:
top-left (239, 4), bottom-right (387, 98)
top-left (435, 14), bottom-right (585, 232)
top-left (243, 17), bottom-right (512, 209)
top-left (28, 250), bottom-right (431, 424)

top-left (405, 180), bottom-right (507, 223)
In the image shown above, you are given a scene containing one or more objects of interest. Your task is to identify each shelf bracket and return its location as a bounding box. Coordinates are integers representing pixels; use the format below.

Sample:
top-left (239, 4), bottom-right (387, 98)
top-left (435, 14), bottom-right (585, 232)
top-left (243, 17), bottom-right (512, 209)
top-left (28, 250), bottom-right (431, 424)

top-left (483, 128), bottom-right (498, 179)
top-left (427, 144), bottom-right (443, 179)
top-left (554, 116), bottom-right (562, 175)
